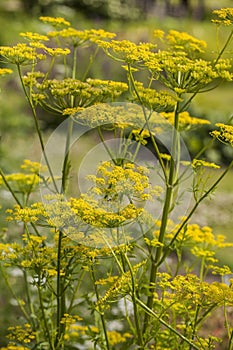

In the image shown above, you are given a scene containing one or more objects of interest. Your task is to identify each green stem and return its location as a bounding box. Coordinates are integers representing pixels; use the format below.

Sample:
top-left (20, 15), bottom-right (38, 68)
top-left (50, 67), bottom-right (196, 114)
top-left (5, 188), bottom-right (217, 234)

top-left (214, 29), bottom-right (233, 66)
top-left (16, 64), bottom-right (59, 193)
top-left (0, 168), bottom-right (21, 206)
top-left (61, 117), bottom-right (73, 194)
top-left (0, 168), bottom-right (43, 237)
top-left (143, 101), bottom-right (180, 331)
top-left (82, 46), bottom-right (99, 81)
top-left (90, 263), bottom-right (110, 350)
top-left (189, 304), bottom-right (201, 350)
top-left (127, 63), bottom-right (167, 180)
top-left (227, 329), bottom-right (233, 350)
top-left (38, 281), bottom-right (55, 349)
top-left (159, 159), bottom-right (233, 266)
top-left (97, 126), bottom-right (117, 163)
top-left (124, 254), bottom-right (144, 348)
top-left (60, 46), bottom-right (79, 194)
top-left (0, 264), bottom-right (30, 322)
top-left (136, 297), bottom-right (200, 350)
top-left (55, 230), bottom-right (66, 349)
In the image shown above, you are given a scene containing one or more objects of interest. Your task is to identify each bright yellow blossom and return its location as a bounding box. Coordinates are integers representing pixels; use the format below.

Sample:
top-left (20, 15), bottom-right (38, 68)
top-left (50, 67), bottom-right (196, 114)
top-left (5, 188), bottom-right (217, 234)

top-left (20, 32), bottom-right (49, 42)
top-left (0, 68), bottom-right (13, 76)
top-left (211, 123), bottom-right (233, 147)
top-left (212, 8), bottom-right (233, 26)
top-left (0, 43), bottom-right (46, 65)
top-left (39, 16), bottom-right (71, 27)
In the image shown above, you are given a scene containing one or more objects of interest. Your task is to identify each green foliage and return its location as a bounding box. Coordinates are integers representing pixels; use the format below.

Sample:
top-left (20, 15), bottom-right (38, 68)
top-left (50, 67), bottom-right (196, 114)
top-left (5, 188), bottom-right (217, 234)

top-left (0, 8), bottom-right (233, 349)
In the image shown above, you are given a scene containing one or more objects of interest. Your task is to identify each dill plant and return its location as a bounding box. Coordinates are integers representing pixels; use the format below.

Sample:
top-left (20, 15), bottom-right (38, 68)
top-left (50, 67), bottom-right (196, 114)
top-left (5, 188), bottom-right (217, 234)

top-left (0, 8), bottom-right (233, 350)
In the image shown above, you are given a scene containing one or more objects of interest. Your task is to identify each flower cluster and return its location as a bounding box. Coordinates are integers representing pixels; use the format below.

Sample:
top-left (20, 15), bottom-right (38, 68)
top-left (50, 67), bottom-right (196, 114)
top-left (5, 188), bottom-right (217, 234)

top-left (0, 43), bottom-right (46, 65)
top-left (97, 39), bottom-right (155, 64)
top-left (0, 160), bottom-right (47, 195)
top-left (212, 8), bottom-right (233, 26)
top-left (7, 324), bottom-right (36, 344)
top-left (211, 123), bottom-right (233, 147)
top-left (25, 77), bottom-right (128, 113)
top-left (166, 30), bottom-right (207, 53)
top-left (161, 111), bottom-right (210, 130)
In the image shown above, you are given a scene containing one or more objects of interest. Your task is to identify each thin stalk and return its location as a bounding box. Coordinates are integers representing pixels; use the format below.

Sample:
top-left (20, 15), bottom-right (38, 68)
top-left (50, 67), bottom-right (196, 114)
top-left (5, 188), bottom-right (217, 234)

top-left (60, 45), bottom-right (79, 193)
top-left (38, 281), bottom-right (55, 350)
top-left (124, 254), bottom-right (144, 348)
top-left (189, 305), bottom-right (201, 350)
top-left (127, 63), bottom-right (167, 179)
top-left (0, 168), bottom-right (42, 237)
top-left (23, 269), bottom-right (36, 327)
top-left (16, 64), bottom-right (59, 193)
top-left (214, 29), bottom-right (233, 65)
top-left (0, 168), bottom-right (21, 206)
top-left (90, 263), bottom-right (110, 350)
top-left (143, 101), bottom-right (181, 332)
top-left (55, 230), bottom-right (66, 349)
top-left (61, 117), bottom-right (73, 194)
top-left (0, 264), bottom-right (30, 322)
top-left (159, 159), bottom-right (233, 266)
top-left (228, 330), bottom-right (233, 350)
top-left (82, 46), bottom-right (99, 81)
top-left (136, 297), bottom-right (200, 350)
top-left (97, 126), bottom-right (116, 163)
top-left (67, 269), bottom-right (86, 313)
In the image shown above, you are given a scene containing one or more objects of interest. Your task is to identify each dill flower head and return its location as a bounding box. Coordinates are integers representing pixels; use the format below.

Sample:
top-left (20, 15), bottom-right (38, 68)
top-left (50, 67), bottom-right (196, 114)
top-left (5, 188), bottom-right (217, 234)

top-left (192, 159), bottom-right (220, 169)
top-left (0, 43), bottom-right (46, 65)
top-left (34, 78), bottom-right (128, 113)
top-left (166, 30), bottom-right (207, 53)
top-left (19, 31), bottom-right (49, 42)
top-left (0, 68), bottom-right (13, 76)
top-left (131, 81), bottom-right (178, 112)
top-left (47, 27), bottom-right (115, 47)
top-left (161, 111), bottom-right (210, 130)
top-left (39, 16), bottom-right (71, 27)
top-left (97, 39), bottom-right (155, 64)
top-left (211, 123), bottom-right (233, 147)
top-left (212, 8), bottom-right (233, 26)
top-left (7, 323), bottom-right (36, 344)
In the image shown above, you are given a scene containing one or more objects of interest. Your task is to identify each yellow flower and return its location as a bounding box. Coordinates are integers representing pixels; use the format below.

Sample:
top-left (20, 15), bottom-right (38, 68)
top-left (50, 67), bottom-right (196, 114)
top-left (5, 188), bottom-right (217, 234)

top-left (44, 47), bottom-right (71, 56)
top-left (47, 27), bottom-right (115, 46)
top-left (132, 129), bottom-right (150, 145)
top-left (0, 68), bottom-right (13, 76)
top-left (97, 39), bottom-right (155, 63)
top-left (166, 30), bottom-right (207, 53)
top-left (0, 173), bottom-right (41, 194)
top-left (212, 8), bottom-right (233, 26)
top-left (132, 81), bottom-right (178, 112)
top-left (0, 43), bottom-right (46, 65)
top-left (7, 324), bottom-right (36, 344)
top-left (161, 111), bottom-right (210, 130)
top-left (192, 159), bottom-right (220, 169)
top-left (39, 16), bottom-right (71, 27)
top-left (20, 32), bottom-right (49, 42)
top-left (211, 123), bottom-right (233, 147)
top-left (20, 159), bottom-right (47, 173)
top-left (107, 331), bottom-right (132, 346)
top-left (153, 29), bottom-right (165, 39)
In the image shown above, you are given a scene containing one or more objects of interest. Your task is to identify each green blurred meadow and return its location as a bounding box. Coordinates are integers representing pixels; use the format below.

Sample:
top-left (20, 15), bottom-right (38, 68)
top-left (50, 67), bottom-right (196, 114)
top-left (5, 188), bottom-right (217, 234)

top-left (0, 0), bottom-right (232, 344)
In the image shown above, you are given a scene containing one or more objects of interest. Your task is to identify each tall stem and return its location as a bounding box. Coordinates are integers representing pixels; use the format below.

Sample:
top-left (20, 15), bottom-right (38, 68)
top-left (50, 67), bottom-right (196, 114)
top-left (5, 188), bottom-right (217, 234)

top-left (55, 230), bottom-right (66, 349)
top-left (124, 254), bottom-right (144, 348)
top-left (143, 101), bottom-right (180, 332)
top-left (90, 263), bottom-right (110, 350)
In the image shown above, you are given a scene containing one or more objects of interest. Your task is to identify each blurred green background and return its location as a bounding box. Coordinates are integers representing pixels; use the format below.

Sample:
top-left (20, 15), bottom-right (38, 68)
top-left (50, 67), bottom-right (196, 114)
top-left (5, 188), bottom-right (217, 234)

top-left (0, 0), bottom-right (232, 345)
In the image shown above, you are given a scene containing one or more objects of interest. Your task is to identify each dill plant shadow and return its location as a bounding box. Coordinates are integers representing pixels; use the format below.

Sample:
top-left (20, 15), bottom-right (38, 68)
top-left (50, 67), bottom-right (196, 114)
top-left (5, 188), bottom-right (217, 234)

top-left (0, 8), bottom-right (233, 350)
